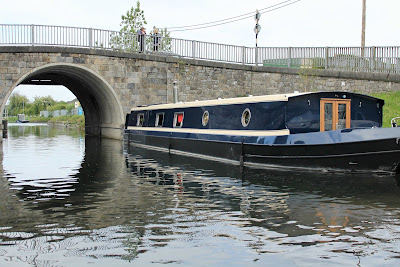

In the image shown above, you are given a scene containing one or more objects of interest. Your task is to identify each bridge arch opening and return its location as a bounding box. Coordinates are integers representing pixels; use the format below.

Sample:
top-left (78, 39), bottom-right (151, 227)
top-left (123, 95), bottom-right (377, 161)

top-left (5, 63), bottom-right (125, 139)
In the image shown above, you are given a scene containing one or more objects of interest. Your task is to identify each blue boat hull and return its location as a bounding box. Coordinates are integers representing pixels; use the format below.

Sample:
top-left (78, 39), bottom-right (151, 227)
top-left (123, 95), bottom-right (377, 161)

top-left (125, 127), bottom-right (400, 174)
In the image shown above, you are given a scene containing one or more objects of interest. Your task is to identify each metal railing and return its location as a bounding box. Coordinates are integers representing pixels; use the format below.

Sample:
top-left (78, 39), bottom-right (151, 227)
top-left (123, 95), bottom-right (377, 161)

top-left (1, 24), bottom-right (399, 73)
top-left (260, 46), bottom-right (400, 73)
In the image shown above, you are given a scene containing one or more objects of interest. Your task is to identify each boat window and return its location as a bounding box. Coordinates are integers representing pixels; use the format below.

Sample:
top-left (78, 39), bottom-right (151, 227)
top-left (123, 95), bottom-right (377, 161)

top-left (174, 112), bottom-right (184, 127)
top-left (241, 108), bottom-right (251, 127)
top-left (337, 103), bottom-right (347, 129)
top-left (137, 113), bottom-right (144, 126)
top-left (202, 111), bottom-right (209, 126)
top-left (320, 99), bottom-right (351, 131)
top-left (155, 113), bottom-right (164, 127)
top-left (324, 103), bottom-right (333, 131)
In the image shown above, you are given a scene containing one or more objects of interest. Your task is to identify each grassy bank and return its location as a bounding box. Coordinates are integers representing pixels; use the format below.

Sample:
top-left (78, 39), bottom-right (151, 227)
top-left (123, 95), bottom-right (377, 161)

top-left (370, 91), bottom-right (400, 128)
top-left (7, 115), bottom-right (85, 128)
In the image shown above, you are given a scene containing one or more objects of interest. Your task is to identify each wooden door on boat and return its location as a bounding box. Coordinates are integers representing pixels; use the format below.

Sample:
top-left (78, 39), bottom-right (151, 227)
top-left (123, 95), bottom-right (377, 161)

top-left (320, 98), bottom-right (351, 131)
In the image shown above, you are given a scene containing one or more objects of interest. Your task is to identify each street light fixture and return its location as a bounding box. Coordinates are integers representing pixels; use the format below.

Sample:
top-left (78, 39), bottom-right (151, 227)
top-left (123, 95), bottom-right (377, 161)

top-left (254, 10), bottom-right (261, 48)
top-left (254, 10), bottom-right (261, 65)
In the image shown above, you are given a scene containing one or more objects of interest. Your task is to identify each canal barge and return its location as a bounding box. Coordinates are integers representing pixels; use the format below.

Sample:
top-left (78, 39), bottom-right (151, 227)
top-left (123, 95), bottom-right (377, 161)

top-left (16, 114), bottom-right (29, 123)
top-left (124, 91), bottom-right (400, 173)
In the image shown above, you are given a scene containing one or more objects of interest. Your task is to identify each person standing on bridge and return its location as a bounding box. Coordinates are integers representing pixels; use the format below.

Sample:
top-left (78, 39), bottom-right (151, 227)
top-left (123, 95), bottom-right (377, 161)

top-left (152, 27), bottom-right (160, 52)
top-left (137, 27), bottom-right (146, 53)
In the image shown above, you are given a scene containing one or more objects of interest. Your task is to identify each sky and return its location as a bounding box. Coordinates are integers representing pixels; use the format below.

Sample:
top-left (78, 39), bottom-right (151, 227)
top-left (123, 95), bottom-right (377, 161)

top-left (1, 0), bottom-right (399, 101)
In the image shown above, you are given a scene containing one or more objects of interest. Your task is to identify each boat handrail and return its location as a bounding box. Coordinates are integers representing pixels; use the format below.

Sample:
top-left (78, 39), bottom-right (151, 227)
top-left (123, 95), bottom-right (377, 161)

top-left (391, 117), bottom-right (400, 127)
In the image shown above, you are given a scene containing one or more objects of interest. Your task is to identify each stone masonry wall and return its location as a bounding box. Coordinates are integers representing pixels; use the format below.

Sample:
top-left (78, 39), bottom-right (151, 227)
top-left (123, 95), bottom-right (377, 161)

top-left (1, 47), bottom-right (400, 117)
top-left (175, 63), bottom-right (400, 103)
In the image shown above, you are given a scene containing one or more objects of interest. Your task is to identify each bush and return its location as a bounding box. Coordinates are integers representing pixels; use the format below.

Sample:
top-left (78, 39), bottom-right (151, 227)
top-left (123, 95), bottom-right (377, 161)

top-left (48, 115), bottom-right (85, 128)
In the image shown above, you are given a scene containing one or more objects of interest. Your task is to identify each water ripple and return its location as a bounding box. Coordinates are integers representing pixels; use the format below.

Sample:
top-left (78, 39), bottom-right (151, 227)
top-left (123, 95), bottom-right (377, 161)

top-left (1, 126), bottom-right (400, 265)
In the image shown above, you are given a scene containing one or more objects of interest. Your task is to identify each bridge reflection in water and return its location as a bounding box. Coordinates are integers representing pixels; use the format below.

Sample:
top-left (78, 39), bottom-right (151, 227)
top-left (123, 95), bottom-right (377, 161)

top-left (1, 124), bottom-right (400, 265)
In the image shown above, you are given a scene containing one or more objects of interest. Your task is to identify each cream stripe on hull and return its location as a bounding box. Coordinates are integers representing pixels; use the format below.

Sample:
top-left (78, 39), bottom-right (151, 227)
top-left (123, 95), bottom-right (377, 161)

top-left (130, 92), bottom-right (308, 111)
top-left (126, 126), bottom-right (290, 137)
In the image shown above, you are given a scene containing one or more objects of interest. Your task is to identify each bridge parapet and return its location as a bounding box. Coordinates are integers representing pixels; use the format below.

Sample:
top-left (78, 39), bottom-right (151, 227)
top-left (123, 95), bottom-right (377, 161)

top-left (1, 24), bottom-right (399, 73)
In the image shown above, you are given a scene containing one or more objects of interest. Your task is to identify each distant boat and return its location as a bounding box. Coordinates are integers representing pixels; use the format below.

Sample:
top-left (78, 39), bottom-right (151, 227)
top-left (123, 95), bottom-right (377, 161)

top-left (124, 91), bottom-right (400, 174)
top-left (16, 114), bottom-right (29, 123)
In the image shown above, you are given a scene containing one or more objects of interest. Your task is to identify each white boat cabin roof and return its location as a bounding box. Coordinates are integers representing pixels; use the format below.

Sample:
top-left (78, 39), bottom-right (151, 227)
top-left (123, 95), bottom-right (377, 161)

top-left (131, 92), bottom-right (308, 111)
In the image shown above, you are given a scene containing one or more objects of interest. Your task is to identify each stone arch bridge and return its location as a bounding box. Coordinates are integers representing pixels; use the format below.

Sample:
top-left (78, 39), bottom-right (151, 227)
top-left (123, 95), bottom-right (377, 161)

top-left (1, 46), bottom-right (399, 139)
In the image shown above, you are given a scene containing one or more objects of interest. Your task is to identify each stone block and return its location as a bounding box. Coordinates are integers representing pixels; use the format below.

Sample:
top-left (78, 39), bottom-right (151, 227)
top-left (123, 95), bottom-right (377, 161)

top-left (127, 78), bottom-right (140, 84)
top-left (73, 57), bottom-right (85, 64)
top-left (127, 83), bottom-right (136, 89)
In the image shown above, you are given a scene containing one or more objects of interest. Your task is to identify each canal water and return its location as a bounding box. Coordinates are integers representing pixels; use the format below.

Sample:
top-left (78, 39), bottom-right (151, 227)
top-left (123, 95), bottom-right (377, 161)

top-left (1, 124), bottom-right (400, 266)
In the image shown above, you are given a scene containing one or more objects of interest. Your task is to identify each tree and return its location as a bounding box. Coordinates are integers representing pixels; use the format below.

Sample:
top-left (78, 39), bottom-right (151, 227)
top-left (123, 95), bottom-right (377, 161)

top-left (110, 0), bottom-right (171, 53)
top-left (32, 96), bottom-right (56, 114)
top-left (47, 101), bottom-right (75, 112)
top-left (110, 1), bottom-right (147, 52)
top-left (8, 93), bottom-right (30, 116)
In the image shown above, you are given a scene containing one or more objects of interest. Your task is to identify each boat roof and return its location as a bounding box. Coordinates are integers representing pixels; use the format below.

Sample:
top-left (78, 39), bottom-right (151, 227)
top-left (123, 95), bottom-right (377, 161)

top-left (130, 91), bottom-right (384, 111)
top-left (131, 92), bottom-right (308, 111)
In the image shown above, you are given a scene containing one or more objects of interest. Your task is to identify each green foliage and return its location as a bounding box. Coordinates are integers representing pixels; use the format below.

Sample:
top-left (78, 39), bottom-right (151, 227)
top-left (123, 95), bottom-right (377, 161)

top-left (28, 116), bottom-right (50, 123)
top-left (7, 115), bottom-right (85, 129)
top-left (32, 96), bottom-right (56, 114)
top-left (47, 102), bottom-right (75, 112)
top-left (49, 115), bottom-right (85, 129)
top-left (6, 93), bottom-right (78, 119)
top-left (8, 93), bottom-right (30, 116)
top-left (110, 0), bottom-right (171, 53)
top-left (110, 1), bottom-right (147, 52)
top-left (6, 91), bottom-right (84, 128)
top-left (121, 1), bottom-right (147, 33)
top-left (370, 91), bottom-right (400, 128)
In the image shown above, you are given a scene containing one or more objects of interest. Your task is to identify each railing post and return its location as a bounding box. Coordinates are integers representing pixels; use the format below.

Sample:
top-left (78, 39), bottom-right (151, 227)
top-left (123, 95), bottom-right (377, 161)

top-left (370, 46), bottom-right (376, 71)
top-left (89, 28), bottom-right (93, 48)
top-left (242, 46), bottom-right (245, 65)
top-left (325, 47), bottom-right (329, 69)
top-left (287, 47), bottom-right (292, 67)
top-left (192, 40), bottom-right (196, 59)
top-left (31, 24), bottom-right (35, 46)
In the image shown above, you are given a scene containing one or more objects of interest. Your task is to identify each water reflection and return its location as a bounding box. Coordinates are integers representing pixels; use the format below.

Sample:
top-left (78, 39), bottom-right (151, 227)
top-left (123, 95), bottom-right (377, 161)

top-left (123, 146), bottom-right (400, 264)
top-left (1, 125), bottom-right (400, 265)
top-left (3, 123), bottom-right (84, 201)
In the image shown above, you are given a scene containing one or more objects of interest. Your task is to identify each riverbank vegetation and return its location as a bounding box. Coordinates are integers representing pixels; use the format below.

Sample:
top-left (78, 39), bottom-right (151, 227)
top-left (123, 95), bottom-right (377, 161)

top-left (371, 91), bottom-right (400, 128)
top-left (8, 115), bottom-right (85, 128)
top-left (6, 93), bottom-right (84, 128)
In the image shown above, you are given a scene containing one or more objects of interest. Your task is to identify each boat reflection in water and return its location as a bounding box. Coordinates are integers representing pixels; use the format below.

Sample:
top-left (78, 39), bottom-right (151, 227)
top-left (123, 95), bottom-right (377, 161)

top-left (124, 145), bottom-right (400, 263)
top-left (1, 126), bottom-right (400, 265)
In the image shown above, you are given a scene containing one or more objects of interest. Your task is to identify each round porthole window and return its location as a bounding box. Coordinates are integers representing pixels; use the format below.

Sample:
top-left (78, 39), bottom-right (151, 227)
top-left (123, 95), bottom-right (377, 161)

top-left (202, 110), bottom-right (209, 126)
top-left (241, 108), bottom-right (251, 127)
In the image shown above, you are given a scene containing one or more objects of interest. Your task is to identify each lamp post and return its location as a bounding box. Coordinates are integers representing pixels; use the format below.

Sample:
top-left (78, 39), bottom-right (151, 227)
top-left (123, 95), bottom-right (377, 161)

top-left (254, 10), bottom-right (261, 66)
top-left (361, 0), bottom-right (366, 57)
